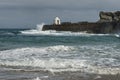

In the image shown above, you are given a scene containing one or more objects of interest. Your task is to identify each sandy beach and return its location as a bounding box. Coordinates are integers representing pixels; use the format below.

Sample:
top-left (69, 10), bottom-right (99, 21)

top-left (0, 70), bottom-right (120, 80)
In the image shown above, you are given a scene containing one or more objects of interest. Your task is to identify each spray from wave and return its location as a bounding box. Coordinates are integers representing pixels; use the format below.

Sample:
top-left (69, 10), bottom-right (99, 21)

top-left (20, 23), bottom-right (45, 35)
top-left (36, 23), bottom-right (45, 31)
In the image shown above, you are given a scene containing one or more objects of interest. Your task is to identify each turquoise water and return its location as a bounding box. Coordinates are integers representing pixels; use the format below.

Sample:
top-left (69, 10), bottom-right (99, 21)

top-left (0, 25), bottom-right (120, 80)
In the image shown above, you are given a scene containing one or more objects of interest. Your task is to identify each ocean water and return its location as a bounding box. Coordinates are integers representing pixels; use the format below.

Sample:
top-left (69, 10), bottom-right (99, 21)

top-left (0, 24), bottom-right (120, 80)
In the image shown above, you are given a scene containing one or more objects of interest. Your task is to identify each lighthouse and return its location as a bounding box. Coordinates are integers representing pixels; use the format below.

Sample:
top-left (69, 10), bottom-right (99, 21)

top-left (54, 17), bottom-right (61, 25)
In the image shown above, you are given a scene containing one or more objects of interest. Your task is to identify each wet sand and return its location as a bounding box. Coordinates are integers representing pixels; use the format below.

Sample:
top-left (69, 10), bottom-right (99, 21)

top-left (0, 70), bottom-right (120, 80)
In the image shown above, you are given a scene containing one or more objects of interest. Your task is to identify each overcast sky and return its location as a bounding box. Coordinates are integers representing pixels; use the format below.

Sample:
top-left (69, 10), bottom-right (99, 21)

top-left (0, 0), bottom-right (120, 28)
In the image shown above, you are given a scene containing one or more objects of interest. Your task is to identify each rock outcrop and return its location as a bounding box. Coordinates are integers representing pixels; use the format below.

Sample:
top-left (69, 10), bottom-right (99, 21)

top-left (42, 11), bottom-right (120, 34)
top-left (99, 11), bottom-right (120, 22)
top-left (42, 22), bottom-right (119, 34)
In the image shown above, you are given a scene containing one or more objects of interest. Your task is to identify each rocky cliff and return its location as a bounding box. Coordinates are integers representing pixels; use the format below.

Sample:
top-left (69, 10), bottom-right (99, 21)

top-left (42, 11), bottom-right (120, 34)
top-left (99, 11), bottom-right (120, 22)
top-left (42, 22), bottom-right (119, 34)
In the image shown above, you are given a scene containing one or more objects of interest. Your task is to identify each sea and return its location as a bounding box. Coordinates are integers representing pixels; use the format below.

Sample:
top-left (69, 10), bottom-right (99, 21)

top-left (0, 23), bottom-right (120, 80)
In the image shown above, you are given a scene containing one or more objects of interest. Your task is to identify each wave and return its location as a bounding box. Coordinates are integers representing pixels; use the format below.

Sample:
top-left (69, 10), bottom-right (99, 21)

top-left (0, 45), bottom-right (120, 74)
top-left (20, 23), bottom-right (111, 37)
top-left (0, 31), bottom-right (15, 36)
top-left (114, 33), bottom-right (120, 38)
top-left (0, 29), bottom-right (23, 36)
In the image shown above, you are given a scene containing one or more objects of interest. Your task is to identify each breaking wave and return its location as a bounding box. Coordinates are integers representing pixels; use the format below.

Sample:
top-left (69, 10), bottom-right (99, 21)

top-left (115, 33), bottom-right (120, 38)
top-left (0, 45), bottom-right (120, 74)
top-left (0, 31), bottom-right (15, 36)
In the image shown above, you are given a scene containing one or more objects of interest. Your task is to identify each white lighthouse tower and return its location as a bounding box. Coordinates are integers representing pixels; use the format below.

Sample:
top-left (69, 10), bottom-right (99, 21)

top-left (54, 17), bottom-right (61, 25)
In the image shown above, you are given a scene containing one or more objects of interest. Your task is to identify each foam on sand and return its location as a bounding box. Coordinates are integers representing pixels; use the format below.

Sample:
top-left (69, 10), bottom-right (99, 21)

top-left (32, 77), bottom-right (41, 80)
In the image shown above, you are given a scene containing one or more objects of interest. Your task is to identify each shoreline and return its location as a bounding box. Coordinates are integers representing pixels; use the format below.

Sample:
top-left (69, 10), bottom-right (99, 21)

top-left (0, 70), bottom-right (120, 80)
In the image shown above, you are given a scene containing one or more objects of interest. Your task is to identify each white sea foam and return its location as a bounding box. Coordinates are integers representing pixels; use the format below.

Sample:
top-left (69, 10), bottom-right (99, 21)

top-left (20, 23), bottom-right (45, 35)
top-left (0, 45), bottom-right (120, 75)
top-left (20, 23), bottom-right (111, 36)
top-left (32, 77), bottom-right (41, 80)
top-left (32, 76), bottom-right (48, 80)
top-left (114, 33), bottom-right (120, 38)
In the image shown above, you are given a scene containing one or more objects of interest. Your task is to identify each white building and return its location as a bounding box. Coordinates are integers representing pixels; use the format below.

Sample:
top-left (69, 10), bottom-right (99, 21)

top-left (54, 17), bottom-right (61, 25)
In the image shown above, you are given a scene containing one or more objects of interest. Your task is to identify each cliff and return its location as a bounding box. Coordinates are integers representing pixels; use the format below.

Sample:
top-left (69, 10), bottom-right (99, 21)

top-left (99, 11), bottom-right (120, 22)
top-left (42, 11), bottom-right (120, 34)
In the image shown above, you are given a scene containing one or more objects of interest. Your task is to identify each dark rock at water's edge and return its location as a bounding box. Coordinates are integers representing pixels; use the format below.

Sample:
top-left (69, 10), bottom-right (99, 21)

top-left (42, 11), bottom-right (120, 34)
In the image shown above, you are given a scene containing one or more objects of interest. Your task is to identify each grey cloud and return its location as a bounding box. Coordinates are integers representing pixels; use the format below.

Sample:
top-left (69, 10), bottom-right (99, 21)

top-left (0, 0), bottom-right (120, 10)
